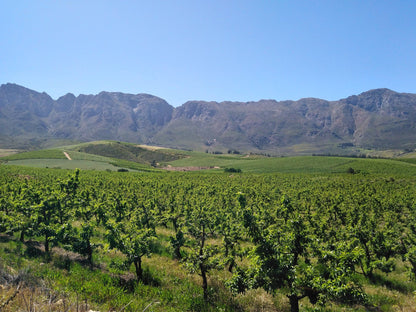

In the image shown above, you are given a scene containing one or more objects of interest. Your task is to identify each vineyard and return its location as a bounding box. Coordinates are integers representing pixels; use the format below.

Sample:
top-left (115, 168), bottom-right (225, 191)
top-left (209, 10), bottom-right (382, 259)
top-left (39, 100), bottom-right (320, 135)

top-left (1, 154), bottom-right (416, 311)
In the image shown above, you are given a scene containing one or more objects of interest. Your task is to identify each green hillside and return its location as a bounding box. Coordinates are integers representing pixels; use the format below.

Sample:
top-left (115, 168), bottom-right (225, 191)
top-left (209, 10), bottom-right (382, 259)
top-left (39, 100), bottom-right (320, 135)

top-left (0, 141), bottom-right (188, 171)
top-left (2, 141), bottom-right (416, 176)
top-left (77, 141), bottom-right (184, 165)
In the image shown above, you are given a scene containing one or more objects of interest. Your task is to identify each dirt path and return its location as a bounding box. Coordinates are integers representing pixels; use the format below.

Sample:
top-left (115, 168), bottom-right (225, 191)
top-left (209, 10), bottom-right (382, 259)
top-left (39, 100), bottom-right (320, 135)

top-left (63, 152), bottom-right (72, 160)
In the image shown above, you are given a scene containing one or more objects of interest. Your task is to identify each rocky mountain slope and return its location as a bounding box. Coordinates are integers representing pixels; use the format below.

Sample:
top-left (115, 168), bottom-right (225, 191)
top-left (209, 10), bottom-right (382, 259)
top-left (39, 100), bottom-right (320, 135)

top-left (1, 83), bottom-right (415, 154)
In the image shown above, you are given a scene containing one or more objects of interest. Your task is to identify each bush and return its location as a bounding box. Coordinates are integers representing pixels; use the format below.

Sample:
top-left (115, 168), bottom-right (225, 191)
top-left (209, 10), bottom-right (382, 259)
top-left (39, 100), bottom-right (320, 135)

top-left (224, 168), bottom-right (242, 173)
top-left (346, 167), bottom-right (355, 174)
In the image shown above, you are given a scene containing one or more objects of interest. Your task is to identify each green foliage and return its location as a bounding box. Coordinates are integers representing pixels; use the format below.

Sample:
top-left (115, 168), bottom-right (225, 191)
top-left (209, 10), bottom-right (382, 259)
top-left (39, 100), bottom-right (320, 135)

top-left (224, 167), bottom-right (242, 173)
top-left (4, 158), bottom-right (131, 171)
top-left (105, 202), bottom-right (157, 281)
top-left (1, 162), bottom-right (416, 310)
top-left (183, 198), bottom-right (224, 301)
top-left (168, 154), bottom-right (416, 175)
top-left (1, 149), bottom-right (67, 161)
top-left (232, 193), bottom-right (366, 311)
top-left (78, 142), bottom-right (184, 165)
top-left (169, 229), bottom-right (185, 260)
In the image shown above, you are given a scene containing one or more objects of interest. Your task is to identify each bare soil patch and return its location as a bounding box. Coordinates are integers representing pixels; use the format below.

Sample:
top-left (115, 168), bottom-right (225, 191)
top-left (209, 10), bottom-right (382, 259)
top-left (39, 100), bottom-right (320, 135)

top-left (63, 152), bottom-right (72, 160)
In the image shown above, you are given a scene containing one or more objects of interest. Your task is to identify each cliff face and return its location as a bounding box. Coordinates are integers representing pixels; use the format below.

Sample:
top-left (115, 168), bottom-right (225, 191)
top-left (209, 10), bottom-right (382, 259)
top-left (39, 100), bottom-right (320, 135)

top-left (156, 88), bottom-right (416, 152)
top-left (0, 84), bottom-right (172, 148)
top-left (49, 91), bottom-right (173, 143)
top-left (1, 83), bottom-right (416, 153)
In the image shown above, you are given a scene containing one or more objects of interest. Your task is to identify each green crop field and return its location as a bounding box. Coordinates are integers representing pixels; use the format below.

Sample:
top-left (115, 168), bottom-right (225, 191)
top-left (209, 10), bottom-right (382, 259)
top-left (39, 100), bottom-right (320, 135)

top-left (3, 141), bottom-right (416, 176)
top-left (167, 153), bottom-right (416, 175)
top-left (2, 142), bottom-right (416, 311)
top-left (1, 149), bottom-right (67, 161)
top-left (4, 159), bottom-right (132, 171)
top-left (0, 142), bottom-right (165, 171)
top-left (1, 160), bottom-right (416, 311)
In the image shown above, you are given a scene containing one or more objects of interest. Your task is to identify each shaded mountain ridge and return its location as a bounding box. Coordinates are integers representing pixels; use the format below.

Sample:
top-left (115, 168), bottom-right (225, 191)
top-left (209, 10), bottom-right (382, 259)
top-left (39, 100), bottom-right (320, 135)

top-left (1, 83), bottom-right (416, 153)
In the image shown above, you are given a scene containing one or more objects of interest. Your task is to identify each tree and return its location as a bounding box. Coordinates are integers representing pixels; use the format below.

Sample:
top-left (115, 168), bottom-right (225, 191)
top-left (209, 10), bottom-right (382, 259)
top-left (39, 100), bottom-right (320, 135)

top-left (71, 188), bottom-right (102, 269)
top-left (183, 195), bottom-right (222, 301)
top-left (5, 181), bottom-right (41, 242)
top-left (348, 209), bottom-right (399, 278)
top-left (159, 192), bottom-right (186, 260)
top-left (400, 209), bottom-right (416, 280)
top-left (216, 192), bottom-right (244, 272)
top-left (229, 194), bottom-right (365, 312)
top-left (32, 169), bottom-right (80, 256)
top-left (32, 189), bottom-right (61, 255)
top-left (106, 203), bottom-right (156, 281)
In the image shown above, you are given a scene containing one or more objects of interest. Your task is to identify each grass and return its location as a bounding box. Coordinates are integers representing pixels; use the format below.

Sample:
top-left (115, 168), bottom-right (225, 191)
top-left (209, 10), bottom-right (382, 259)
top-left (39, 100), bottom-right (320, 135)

top-left (2, 238), bottom-right (416, 312)
top-left (3, 159), bottom-right (131, 171)
top-left (4, 140), bottom-right (416, 176)
top-left (63, 150), bottom-right (154, 171)
top-left (64, 151), bottom-right (114, 162)
top-left (0, 233), bottom-right (244, 312)
top-left (2, 140), bottom-right (416, 175)
top-left (2, 162), bottom-right (416, 311)
top-left (166, 154), bottom-right (416, 175)
top-left (76, 142), bottom-right (184, 165)
top-left (396, 158), bottom-right (416, 166)
top-left (0, 142), bottom-right (161, 171)
top-left (1, 149), bottom-right (67, 161)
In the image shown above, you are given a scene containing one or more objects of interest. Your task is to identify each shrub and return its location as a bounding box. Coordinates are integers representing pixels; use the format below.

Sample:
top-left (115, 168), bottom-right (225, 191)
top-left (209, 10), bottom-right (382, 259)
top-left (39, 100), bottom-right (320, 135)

top-left (224, 168), bottom-right (242, 173)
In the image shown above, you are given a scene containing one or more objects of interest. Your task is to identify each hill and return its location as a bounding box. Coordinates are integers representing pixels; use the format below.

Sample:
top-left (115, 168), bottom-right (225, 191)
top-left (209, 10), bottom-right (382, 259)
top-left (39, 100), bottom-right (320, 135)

top-left (1, 83), bottom-right (416, 154)
top-left (0, 141), bottom-right (185, 171)
top-left (3, 141), bottom-right (416, 176)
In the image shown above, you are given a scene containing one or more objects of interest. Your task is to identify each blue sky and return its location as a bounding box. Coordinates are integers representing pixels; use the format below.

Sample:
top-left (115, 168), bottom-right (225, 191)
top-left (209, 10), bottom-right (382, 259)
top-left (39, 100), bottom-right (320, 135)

top-left (1, 1), bottom-right (415, 106)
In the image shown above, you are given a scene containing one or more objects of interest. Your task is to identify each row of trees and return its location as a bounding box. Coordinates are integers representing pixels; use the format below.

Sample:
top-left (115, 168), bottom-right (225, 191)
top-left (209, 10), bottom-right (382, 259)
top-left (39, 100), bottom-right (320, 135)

top-left (1, 166), bottom-right (416, 311)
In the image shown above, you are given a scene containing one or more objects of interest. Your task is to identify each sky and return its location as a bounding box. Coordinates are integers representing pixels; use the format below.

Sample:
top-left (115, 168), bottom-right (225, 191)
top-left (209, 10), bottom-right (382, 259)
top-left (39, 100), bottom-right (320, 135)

top-left (1, 0), bottom-right (416, 107)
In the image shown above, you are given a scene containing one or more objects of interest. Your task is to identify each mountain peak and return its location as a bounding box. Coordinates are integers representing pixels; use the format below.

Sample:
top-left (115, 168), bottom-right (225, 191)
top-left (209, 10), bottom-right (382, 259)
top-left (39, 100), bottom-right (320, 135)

top-left (1, 83), bottom-right (416, 153)
top-left (342, 88), bottom-right (400, 112)
top-left (1, 83), bottom-right (34, 93)
top-left (359, 88), bottom-right (396, 96)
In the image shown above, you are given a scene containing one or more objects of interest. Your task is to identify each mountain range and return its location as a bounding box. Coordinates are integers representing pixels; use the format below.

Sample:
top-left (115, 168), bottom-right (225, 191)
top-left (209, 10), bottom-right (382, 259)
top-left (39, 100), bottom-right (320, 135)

top-left (1, 83), bottom-right (416, 155)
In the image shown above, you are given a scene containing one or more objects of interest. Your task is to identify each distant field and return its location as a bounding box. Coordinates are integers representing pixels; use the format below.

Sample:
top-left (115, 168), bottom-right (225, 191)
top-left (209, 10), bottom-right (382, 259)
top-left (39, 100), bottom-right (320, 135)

top-left (0, 143), bottom-right (155, 171)
top-left (0, 148), bottom-right (20, 157)
top-left (4, 159), bottom-right (132, 171)
top-left (3, 141), bottom-right (416, 175)
top-left (0, 148), bottom-right (132, 165)
top-left (5, 152), bottom-right (416, 175)
top-left (1, 149), bottom-right (67, 160)
top-left (64, 150), bottom-right (116, 162)
top-left (166, 154), bottom-right (416, 175)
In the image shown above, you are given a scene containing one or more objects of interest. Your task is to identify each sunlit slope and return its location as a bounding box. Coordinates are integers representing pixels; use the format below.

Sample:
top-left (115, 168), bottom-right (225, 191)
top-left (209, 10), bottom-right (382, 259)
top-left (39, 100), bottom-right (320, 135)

top-left (2, 140), bottom-right (416, 175)
top-left (0, 141), bottom-right (172, 171)
top-left (165, 153), bottom-right (416, 175)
